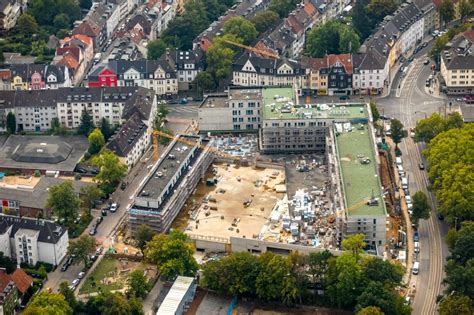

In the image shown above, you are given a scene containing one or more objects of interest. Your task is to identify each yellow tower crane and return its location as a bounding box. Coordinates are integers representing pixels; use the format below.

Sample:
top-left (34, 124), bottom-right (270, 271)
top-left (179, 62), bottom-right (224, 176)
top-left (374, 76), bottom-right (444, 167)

top-left (221, 39), bottom-right (280, 59)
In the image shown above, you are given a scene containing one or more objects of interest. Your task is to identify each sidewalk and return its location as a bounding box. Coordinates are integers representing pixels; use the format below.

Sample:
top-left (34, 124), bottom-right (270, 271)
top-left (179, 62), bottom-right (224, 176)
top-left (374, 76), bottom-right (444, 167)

top-left (142, 278), bottom-right (164, 315)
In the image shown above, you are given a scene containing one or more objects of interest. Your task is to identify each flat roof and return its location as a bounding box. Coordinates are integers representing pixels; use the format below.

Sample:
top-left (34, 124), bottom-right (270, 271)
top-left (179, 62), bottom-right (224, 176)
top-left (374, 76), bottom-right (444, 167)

top-left (199, 94), bottom-right (228, 109)
top-left (228, 87), bottom-right (262, 100)
top-left (334, 124), bottom-right (386, 216)
top-left (262, 87), bottom-right (367, 120)
top-left (156, 276), bottom-right (195, 315)
top-left (139, 135), bottom-right (200, 201)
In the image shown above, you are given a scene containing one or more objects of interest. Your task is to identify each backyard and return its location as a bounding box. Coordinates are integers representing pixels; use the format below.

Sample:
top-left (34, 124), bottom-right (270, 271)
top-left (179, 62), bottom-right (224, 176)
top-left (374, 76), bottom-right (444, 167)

top-left (79, 256), bottom-right (157, 295)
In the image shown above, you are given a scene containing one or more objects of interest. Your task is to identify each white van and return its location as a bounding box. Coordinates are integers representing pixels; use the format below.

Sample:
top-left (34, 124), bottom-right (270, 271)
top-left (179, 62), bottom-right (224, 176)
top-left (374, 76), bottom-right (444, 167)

top-left (396, 157), bottom-right (402, 165)
top-left (414, 242), bottom-right (420, 253)
top-left (402, 177), bottom-right (408, 190)
top-left (413, 261), bottom-right (419, 275)
top-left (398, 165), bottom-right (405, 176)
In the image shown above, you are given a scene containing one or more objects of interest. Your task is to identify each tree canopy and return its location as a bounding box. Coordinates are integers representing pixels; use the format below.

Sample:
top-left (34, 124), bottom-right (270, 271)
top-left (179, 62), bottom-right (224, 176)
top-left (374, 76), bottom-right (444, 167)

top-left (144, 230), bottom-right (198, 279)
top-left (127, 270), bottom-right (151, 299)
top-left (342, 234), bottom-right (366, 258)
top-left (6, 112), bottom-right (15, 134)
top-left (68, 235), bottom-right (96, 266)
top-left (439, 294), bottom-right (473, 315)
top-left (133, 224), bottom-right (156, 255)
top-left (306, 20), bottom-right (360, 57)
top-left (412, 191), bottom-right (431, 225)
top-left (414, 112), bottom-right (463, 143)
top-left (24, 292), bottom-right (73, 315)
top-left (88, 128), bottom-right (105, 155)
top-left (223, 16), bottom-right (258, 45)
top-left (268, 0), bottom-right (300, 18)
top-left (78, 110), bottom-right (94, 136)
top-left (250, 10), bottom-right (279, 33)
top-left (80, 185), bottom-right (103, 214)
top-left (351, 0), bottom-right (397, 41)
top-left (45, 181), bottom-right (80, 225)
top-left (439, 0), bottom-right (455, 26)
top-left (92, 150), bottom-right (128, 195)
top-left (389, 118), bottom-right (406, 148)
top-left (147, 39), bottom-right (167, 60)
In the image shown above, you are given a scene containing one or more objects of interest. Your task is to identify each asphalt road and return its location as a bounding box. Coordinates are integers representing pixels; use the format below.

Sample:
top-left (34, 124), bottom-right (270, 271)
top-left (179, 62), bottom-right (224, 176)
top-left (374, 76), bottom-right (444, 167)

top-left (377, 53), bottom-right (449, 315)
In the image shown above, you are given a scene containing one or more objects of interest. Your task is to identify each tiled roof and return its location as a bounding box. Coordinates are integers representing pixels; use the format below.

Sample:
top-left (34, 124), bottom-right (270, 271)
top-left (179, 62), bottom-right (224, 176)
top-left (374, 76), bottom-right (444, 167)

top-left (11, 269), bottom-right (32, 294)
top-left (73, 21), bottom-right (100, 38)
top-left (327, 54), bottom-right (353, 74)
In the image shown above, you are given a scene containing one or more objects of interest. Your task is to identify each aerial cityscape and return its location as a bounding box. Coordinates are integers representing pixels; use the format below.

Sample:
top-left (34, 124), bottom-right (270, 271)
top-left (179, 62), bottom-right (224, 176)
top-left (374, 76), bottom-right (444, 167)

top-left (0, 0), bottom-right (472, 314)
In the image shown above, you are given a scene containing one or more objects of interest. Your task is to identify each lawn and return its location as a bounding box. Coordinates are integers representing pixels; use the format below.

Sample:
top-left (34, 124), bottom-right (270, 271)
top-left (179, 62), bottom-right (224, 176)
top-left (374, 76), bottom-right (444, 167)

top-left (79, 256), bottom-right (157, 295)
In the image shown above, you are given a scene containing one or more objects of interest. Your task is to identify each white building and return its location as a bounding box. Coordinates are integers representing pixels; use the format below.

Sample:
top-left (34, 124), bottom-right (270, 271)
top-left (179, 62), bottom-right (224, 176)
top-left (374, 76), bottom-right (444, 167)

top-left (352, 50), bottom-right (390, 95)
top-left (0, 215), bottom-right (69, 266)
top-left (149, 4), bottom-right (175, 40)
top-left (166, 50), bottom-right (204, 91)
top-left (156, 276), bottom-right (196, 315)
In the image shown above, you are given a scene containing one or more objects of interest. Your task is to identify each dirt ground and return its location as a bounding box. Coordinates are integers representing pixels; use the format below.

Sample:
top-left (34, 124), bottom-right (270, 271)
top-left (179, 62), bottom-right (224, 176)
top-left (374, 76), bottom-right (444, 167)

top-left (182, 163), bottom-right (286, 240)
top-left (0, 175), bottom-right (40, 187)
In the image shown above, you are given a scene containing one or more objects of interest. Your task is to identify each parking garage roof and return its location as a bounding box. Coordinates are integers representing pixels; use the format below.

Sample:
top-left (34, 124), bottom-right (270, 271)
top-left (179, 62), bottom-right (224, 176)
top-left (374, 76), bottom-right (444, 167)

top-left (262, 87), bottom-right (367, 120)
top-left (137, 135), bottom-right (200, 201)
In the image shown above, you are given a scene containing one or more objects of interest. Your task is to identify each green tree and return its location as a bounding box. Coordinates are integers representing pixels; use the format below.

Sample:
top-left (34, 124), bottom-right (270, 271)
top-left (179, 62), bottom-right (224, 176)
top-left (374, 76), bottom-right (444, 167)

top-left (59, 281), bottom-right (77, 310)
top-left (342, 234), bottom-right (366, 258)
top-left (307, 250), bottom-right (333, 285)
top-left (0, 252), bottom-right (16, 274)
top-left (129, 297), bottom-right (144, 315)
top-left (223, 16), bottom-right (258, 45)
top-left (80, 185), bottom-right (103, 215)
top-left (256, 253), bottom-right (300, 306)
top-left (356, 281), bottom-right (410, 315)
top-left (153, 102), bottom-right (170, 131)
top-left (365, 0), bottom-right (397, 30)
top-left (306, 20), bottom-right (360, 57)
top-left (24, 292), bottom-right (73, 315)
top-left (127, 270), bottom-right (151, 298)
top-left (147, 39), bottom-right (167, 60)
top-left (443, 259), bottom-right (474, 300)
top-left (78, 110), bottom-right (94, 135)
top-left (451, 222), bottom-right (474, 265)
top-left (439, 295), bottom-right (473, 315)
top-left (439, 0), bottom-right (455, 26)
top-left (31, 40), bottom-right (46, 56)
top-left (357, 306), bottom-right (384, 315)
top-left (144, 230), bottom-right (198, 279)
top-left (445, 227), bottom-right (458, 251)
top-left (68, 235), bottom-right (96, 266)
top-left (79, 0), bottom-right (92, 9)
top-left (445, 112), bottom-right (464, 130)
top-left (46, 181), bottom-right (80, 225)
top-left (88, 128), bottom-right (105, 155)
top-left (100, 117), bottom-right (113, 141)
top-left (268, 0), bottom-right (299, 18)
top-left (339, 27), bottom-right (361, 53)
top-left (369, 101), bottom-right (380, 122)
top-left (362, 257), bottom-right (404, 288)
top-left (412, 191), bottom-right (431, 225)
top-left (133, 224), bottom-right (156, 255)
top-left (17, 13), bottom-right (39, 37)
top-left (53, 13), bottom-right (70, 30)
top-left (414, 113), bottom-right (447, 143)
top-left (6, 112), bottom-right (15, 134)
top-left (100, 292), bottom-right (131, 315)
top-left (92, 150), bottom-right (128, 195)
top-left (351, 0), bottom-right (372, 41)
top-left (250, 10), bottom-right (279, 33)
top-left (51, 117), bottom-right (66, 135)
top-left (430, 33), bottom-right (450, 62)
top-left (390, 118), bottom-right (406, 148)
top-left (206, 39), bottom-right (235, 84)
top-left (194, 71), bottom-right (215, 93)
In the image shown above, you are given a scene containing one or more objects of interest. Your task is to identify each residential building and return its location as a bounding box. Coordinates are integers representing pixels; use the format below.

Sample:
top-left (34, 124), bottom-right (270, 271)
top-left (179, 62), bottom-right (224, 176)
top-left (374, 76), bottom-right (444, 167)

top-left (300, 56), bottom-right (328, 95)
top-left (325, 54), bottom-right (353, 95)
top-left (414, 0), bottom-right (437, 35)
top-left (72, 3), bottom-right (108, 50)
top-left (165, 49), bottom-right (204, 91)
top-left (10, 268), bottom-right (32, 304)
top-left (105, 2), bottom-right (120, 37)
top-left (0, 0), bottom-right (21, 31)
top-left (148, 2), bottom-right (175, 40)
top-left (0, 69), bottom-right (11, 91)
top-left (156, 276), bottom-right (197, 315)
top-left (0, 270), bottom-right (17, 315)
top-left (0, 214), bottom-right (69, 266)
top-left (198, 88), bottom-right (262, 132)
top-left (232, 52), bottom-right (304, 88)
top-left (129, 135), bottom-right (214, 233)
top-left (352, 49), bottom-right (390, 95)
top-left (5, 64), bottom-right (72, 91)
top-left (440, 28), bottom-right (474, 95)
top-left (108, 0), bottom-right (134, 23)
top-left (54, 35), bottom-right (94, 85)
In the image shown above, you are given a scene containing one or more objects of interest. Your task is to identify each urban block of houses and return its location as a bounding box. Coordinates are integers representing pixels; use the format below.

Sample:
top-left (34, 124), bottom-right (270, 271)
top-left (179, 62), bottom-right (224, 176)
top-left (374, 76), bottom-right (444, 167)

top-left (0, 64), bottom-right (71, 91)
top-left (440, 27), bottom-right (474, 95)
top-left (0, 215), bottom-right (69, 266)
top-left (0, 268), bottom-right (33, 315)
top-left (54, 34), bottom-right (94, 85)
top-left (88, 59), bottom-right (178, 96)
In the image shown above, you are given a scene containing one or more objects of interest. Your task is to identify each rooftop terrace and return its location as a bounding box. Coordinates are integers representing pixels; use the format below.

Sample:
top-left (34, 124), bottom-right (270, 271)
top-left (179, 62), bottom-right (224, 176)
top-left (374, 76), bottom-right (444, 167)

top-left (262, 87), bottom-right (367, 121)
top-left (334, 124), bottom-right (386, 217)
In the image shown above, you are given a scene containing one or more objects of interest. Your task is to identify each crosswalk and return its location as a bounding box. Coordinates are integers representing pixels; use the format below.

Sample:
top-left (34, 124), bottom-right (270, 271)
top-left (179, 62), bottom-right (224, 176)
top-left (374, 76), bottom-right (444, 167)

top-left (169, 106), bottom-right (199, 114)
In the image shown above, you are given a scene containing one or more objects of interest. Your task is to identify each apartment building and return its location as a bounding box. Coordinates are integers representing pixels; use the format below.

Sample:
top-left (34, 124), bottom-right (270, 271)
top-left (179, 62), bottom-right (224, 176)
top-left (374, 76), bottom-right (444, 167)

top-left (4, 64), bottom-right (72, 91)
top-left (414, 0), bottom-right (437, 35)
top-left (165, 50), bottom-right (204, 91)
top-left (352, 49), bottom-right (390, 95)
top-left (440, 28), bottom-right (474, 95)
top-left (198, 88), bottom-right (262, 132)
top-left (0, 215), bottom-right (69, 266)
top-left (232, 53), bottom-right (304, 88)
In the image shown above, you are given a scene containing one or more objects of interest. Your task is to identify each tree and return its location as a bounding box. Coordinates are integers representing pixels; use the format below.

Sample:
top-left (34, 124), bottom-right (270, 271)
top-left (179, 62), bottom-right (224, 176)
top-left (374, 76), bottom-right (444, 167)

top-left (45, 181), bottom-right (80, 225)
top-left (147, 39), bottom-right (167, 60)
top-left (133, 224), bottom-right (156, 255)
top-left (306, 20), bottom-right (360, 57)
top-left (129, 297), bottom-right (144, 315)
top-left (445, 227), bottom-right (458, 251)
top-left (414, 113), bottom-right (447, 143)
top-left (412, 191), bottom-right (431, 225)
top-left (451, 222), bottom-right (474, 265)
top-left (80, 185), bottom-right (103, 215)
top-left (51, 117), bottom-right (66, 135)
top-left (369, 101), bottom-right (380, 122)
top-left (443, 259), bottom-right (474, 298)
top-left (362, 258), bottom-right (404, 288)
top-left (439, 0), bottom-right (455, 26)
top-left (351, 0), bottom-right (372, 41)
top-left (127, 270), bottom-right (151, 298)
top-left (250, 10), bottom-right (279, 33)
top-left (223, 16), bottom-right (258, 45)
top-left (6, 112), bottom-right (15, 134)
top-left (153, 102), bottom-right (170, 131)
top-left (268, 0), bottom-right (299, 18)
top-left (307, 250), bottom-right (333, 285)
top-left (53, 13), bottom-right (70, 30)
top-left (144, 230), bottom-right (198, 279)
top-left (339, 27), bottom-right (360, 53)
top-left (194, 71), bottom-right (215, 93)
top-left (68, 235), bottom-right (96, 266)
top-left (389, 118), bottom-right (406, 148)
top-left (0, 252), bottom-right (16, 274)
top-left (459, 0), bottom-right (472, 22)
top-left (357, 306), bottom-right (384, 315)
top-left (206, 39), bottom-right (235, 84)
top-left (100, 118), bottom-right (113, 141)
top-left (59, 281), bottom-right (77, 310)
top-left (445, 112), bottom-right (464, 130)
top-left (31, 40), bottom-right (46, 56)
top-left (88, 128), bottom-right (105, 155)
top-left (342, 234), bottom-right (366, 258)
top-left (78, 110), bottom-right (94, 135)
top-left (24, 292), bottom-right (73, 315)
top-left (92, 150), bottom-right (128, 195)
top-left (355, 281), bottom-right (410, 315)
top-left (79, 0), bottom-right (92, 10)
top-left (100, 292), bottom-right (131, 315)
top-left (17, 13), bottom-right (39, 37)
top-left (439, 295), bottom-right (473, 315)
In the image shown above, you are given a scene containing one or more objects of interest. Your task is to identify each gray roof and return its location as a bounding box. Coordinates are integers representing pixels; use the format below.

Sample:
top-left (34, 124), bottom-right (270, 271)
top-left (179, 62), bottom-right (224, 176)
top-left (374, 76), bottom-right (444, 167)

top-left (233, 52), bottom-right (302, 75)
top-left (106, 112), bottom-right (146, 157)
top-left (9, 64), bottom-right (67, 83)
top-left (353, 50), bottom-right (386, 71)
top-left (0, 214), bottom-right (67, 244)
top-left (122, 87), bottom-right (155, 121)
top-left (0, 135), bottom-right (88, 172)
top-left (443, 55), bottom-right (474, 70)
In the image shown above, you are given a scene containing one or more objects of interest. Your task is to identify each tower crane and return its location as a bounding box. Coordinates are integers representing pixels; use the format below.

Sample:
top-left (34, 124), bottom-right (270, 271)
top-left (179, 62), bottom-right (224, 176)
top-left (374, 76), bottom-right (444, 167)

top-left (221, 39), bottom-right (280, 59)
top-left (152, 130), bottom-right (243, 162)
top-left (325, 194), bottom-right (381, 223)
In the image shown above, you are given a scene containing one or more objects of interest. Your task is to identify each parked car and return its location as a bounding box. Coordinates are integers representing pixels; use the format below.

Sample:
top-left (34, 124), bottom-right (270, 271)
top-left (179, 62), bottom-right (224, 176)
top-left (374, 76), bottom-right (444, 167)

top-left (96, 216), bottom-right (103, 225)
top-left (78, 272), bottom-right (85, 279)
top-left (96, 247), bottom-right (103, 255)
top-left (60, 263), bottom-right (69, 272)
top-left (120, 182), bottom-right (127, 190)
top-left (109, 203), bottom-right (119, 213)
top-left (414, 231), bottom-right (420, 242)
top-left (419, 162), bottom-right (425, 170)
top-left (90, 255), bottom-right (97, 262)
top-left (408, 56), bottom-right (415, 62)
top-left (423, 59), bottom-right (430, 65)
top-left (101, 209), bottom-right (108, 216)
top-left (89, 225), bottom-right (97, 236)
